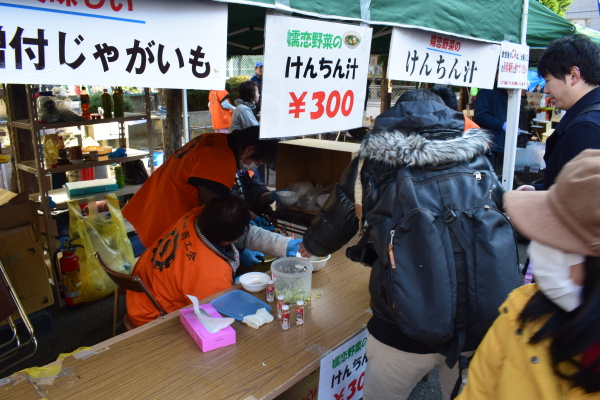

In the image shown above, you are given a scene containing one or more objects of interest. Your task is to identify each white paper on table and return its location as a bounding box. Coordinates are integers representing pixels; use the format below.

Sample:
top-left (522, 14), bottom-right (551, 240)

top-left (187, 294), bottom-right (234, 333)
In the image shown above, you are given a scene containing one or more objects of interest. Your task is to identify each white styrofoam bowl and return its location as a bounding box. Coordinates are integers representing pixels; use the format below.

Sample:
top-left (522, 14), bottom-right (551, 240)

top-left (308, 254), bottom-right (331, 272)
top-left (316, 194), bottom-right (329, 208)
top-left (239, 272), bottom-right (271, 292)
top-left (277, 191), bottom-right (300, 206)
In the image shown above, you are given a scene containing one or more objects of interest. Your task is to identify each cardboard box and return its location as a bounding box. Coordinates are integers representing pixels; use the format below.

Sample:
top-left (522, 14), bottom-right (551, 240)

top-left (0, 188), bottom-right (41, 234)
top-left (180, 303), bottom-right (236, 352)
top-left (276, 139), bottom-right (360, 190)
top-left (0, 188), bottom-right (54, 317)
top-left (0, 225), bottom-right (54, 315)
top-left (277, 369), bottom-right (320, 400)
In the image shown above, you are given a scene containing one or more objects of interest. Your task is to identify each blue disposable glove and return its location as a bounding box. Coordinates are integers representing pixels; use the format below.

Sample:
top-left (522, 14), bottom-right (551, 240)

top-left (502, 122), bottom-right (507, 131)
top-left (240, 248), bottom-right (264, 267)
top-left (253, 215), bottom-right (275, 231)
top-left (286, 239), bottom-right (302, 257)
top-left (108, 147), bottom-right (127, 158)
top-left (269, 189), bottom-right (289, 203)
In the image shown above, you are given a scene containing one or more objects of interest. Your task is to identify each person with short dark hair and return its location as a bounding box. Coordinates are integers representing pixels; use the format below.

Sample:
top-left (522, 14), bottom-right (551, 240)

top-left (517, 34), bottom-right (600, 192)
top-left (126, 193), bottom-right (297, 326)
top-left (127, 194), bottom-right (249, 326)
top-left (473, 78), bottom-right (508, 170)
top-left (122, 126), bottom-right (278, 248)
top-left (429, 85), bottom-right (459, 111)
top-left (250, 61), bottom-right (263, 114)
top-left (458, 149), bottom-right (600, 399)
top-left (230, 81), bottom-right (260, 132)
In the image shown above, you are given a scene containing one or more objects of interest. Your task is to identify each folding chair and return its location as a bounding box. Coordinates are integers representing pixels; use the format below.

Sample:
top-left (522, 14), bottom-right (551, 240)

top-left (94, 252), bottom-right (166, 336)
top-left (0, 260), bottom-right (38, 375)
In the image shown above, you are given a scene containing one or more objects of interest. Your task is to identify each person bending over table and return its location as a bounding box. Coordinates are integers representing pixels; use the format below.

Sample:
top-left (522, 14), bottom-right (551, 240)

top-left (122, 126), bottom-right (278, 249)
top-left (127, 194), bottom-right (300, 327)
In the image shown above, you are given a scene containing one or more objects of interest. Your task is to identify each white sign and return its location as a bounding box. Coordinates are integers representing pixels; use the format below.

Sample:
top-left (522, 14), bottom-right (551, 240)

top-left (387, 27), bottom-right (500, 89)
top-left (260, 15), bottom-right (372, 139)
top-left (318, 329), bottom-right (368, 400)
top-left (497, 41), bottom-right (530, 89)
top-left (0, 0), bottom-right (228, 89)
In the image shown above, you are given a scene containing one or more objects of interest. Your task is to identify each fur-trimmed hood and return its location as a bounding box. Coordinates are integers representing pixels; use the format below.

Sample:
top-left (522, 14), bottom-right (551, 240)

top-left (360, 128), bottom-right (492, 168)
top-left (360, 100), bottom-right (491, 167)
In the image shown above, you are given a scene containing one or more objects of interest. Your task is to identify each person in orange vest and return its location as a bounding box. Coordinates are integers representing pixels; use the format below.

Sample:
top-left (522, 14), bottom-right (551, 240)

top-left (127, 193), bottom-right (301, 326)
top-left (208, 89), bottom-right (235, 133)
top-left (122, 126), bottom-right (278, 248)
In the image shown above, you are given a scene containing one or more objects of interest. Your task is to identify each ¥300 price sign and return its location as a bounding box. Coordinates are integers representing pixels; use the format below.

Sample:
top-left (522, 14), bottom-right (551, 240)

top-left (289, 90), bottom-right (355, 120)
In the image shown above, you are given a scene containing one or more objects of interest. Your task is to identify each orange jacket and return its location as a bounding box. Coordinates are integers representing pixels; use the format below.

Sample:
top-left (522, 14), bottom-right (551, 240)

top-left (126, 206), bottom-right (236, 326)
top-left (464, 115), bottom-right (480, 131)
top-left (122, 133), bottom-right (237, 248)
top-left (209, 90), bottom-right (233, 130)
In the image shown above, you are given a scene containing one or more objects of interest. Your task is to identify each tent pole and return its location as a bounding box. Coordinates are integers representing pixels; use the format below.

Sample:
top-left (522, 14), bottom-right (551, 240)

top-left (501, 0), bottom-right (529, 191)
top-left (183, 89), bottom-right (190, 143)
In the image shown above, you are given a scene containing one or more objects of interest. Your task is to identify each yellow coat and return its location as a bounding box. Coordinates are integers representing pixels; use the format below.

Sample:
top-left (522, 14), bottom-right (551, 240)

top-left (458, 284), bottom-right (600, 399)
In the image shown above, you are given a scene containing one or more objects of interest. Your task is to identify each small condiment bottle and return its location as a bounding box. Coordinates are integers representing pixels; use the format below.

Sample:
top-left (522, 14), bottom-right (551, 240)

top-left (281, 305), bottom-right (290, 330)
top-left (266, 280), bottom-right (275, 302)
top-left (277, 294), bottom-right (285, 319)
top-left (295, 300), bottom-right (305, 325)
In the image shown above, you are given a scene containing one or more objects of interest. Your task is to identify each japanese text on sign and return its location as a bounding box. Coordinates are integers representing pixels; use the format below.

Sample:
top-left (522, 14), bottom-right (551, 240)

top-left (387, 27), bottom-right (500, 89)
top-left (405, 49), bottom-right (478, 84)
top-left (319, 329), bottom-right (368, 400)
top-left (497, 41), bottom-right (530, 89)
top-left (287, 30), bottom-right (342, 49)
top-left (429, 34), bottom-right (461, 52)
top-left (0, 26), bottom-right (211, 78)
top-left (2, 0), bottom-right (228, 89)
top-left (331, 336), bottom-right (367, 368)
top-left (37, 0), bottom-right (134, 12)
top-left (285, 57), bottom-right (359, 80)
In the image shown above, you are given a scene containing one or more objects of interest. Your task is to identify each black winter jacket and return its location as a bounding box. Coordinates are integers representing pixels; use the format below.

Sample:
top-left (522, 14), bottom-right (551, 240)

top-left (303, 100), bottom-right (504, 353)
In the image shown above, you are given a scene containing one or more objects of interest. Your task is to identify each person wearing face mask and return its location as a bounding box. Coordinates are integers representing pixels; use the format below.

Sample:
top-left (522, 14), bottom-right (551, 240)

top-left (122, 126), bottom-right (279, 249)
top-left (457, 149), bottom-right (600, 399)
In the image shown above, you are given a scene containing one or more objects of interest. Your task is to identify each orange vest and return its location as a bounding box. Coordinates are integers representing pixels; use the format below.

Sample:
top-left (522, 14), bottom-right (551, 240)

top-left (123, 133), bottom-right (237, 248)
top-left (126, 206), bottom-right (236, 326)
top-left (464, 115), bottom-right (480, 131)
top-left (209, 90), bottom-right (233, 130)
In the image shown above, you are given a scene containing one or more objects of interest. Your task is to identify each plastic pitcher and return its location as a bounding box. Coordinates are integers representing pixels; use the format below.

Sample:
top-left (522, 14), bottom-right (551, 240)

top-left (270, 257), bottom-right (313, 303)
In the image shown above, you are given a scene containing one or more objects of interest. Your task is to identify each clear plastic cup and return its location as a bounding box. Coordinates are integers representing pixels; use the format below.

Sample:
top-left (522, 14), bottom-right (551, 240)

top-left (270, 257), bottom-right (313, 304)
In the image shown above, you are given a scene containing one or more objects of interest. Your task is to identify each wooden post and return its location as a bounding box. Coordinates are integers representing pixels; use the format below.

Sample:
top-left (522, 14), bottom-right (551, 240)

top-left (164, 89), bottom-right (184, 158)
top-left (459, 87), bottom-right (470, 114)
top-left (380, 56), bottom-right (391, 114)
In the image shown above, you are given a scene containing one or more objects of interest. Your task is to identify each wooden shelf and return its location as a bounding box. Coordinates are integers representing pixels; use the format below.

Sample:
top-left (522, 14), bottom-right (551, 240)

top-left (10, 113), bottom-right (149, 130)
top-left (16, 148), bottom-right (150, 174)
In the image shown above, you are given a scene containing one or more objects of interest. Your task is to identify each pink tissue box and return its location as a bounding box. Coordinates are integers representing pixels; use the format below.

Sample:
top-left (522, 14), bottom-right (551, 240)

top-left (180, 303), bottom-right (236, 352)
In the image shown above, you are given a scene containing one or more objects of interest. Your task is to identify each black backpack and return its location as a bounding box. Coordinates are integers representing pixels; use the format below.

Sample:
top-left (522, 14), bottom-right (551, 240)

top-left (376, 155), bottom-right (522, 367)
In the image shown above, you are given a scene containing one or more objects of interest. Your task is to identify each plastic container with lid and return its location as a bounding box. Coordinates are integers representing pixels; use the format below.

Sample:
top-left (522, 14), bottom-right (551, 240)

top-left (271, 257), bottom-right (312, 304)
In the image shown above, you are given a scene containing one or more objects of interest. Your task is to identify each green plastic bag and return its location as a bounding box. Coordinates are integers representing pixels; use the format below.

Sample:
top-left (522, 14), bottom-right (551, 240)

top-left (67, 193), bottom-right (135, 302)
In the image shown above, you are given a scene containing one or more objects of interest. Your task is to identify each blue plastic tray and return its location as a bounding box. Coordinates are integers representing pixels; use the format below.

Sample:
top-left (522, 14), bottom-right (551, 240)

top-left (210, 290), bottom-right (271, 321)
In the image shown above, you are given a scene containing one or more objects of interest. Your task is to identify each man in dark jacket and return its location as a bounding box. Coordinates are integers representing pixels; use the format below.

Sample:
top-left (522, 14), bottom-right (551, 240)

top-left (300, 90), bottom-right (506, 399)
top-left (518, 35), bottom-right (600, 191)
top-left (249, 61), bottom-right (263, 116)
top-left (473, 82), bottom-right (508, 170)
